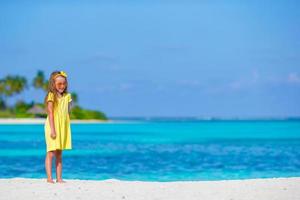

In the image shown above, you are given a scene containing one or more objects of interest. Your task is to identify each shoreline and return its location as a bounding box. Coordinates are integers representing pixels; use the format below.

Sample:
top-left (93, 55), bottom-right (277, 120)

top-left (1, 177), bottom-right (300, 200)
top-left (1, 117), bottom-right (299, 124)
top-left (0, 118), bottom-right (113, 124)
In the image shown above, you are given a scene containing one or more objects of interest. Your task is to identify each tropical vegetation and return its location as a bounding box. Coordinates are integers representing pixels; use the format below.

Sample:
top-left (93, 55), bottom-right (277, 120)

top-left (0, 71), bottom-right (108, 120)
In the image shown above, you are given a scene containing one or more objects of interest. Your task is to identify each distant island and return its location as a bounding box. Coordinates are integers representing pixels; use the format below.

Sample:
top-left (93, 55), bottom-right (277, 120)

top-left (0, 70), bottom-right (108, 120)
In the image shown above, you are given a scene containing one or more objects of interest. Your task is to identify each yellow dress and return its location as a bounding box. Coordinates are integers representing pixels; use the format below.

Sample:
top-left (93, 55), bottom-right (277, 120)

top-left (44, 92), bottom-right (72, 152)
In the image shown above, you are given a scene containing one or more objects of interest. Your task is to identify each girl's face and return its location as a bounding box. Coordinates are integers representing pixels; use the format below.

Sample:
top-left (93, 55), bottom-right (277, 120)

top-left (54, 76), bottom-right (67, 94)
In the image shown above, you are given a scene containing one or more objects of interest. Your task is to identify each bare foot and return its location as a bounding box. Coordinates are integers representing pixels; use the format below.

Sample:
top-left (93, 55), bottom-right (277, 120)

top-left (47, 179), bottom-right (55, 184)
top-left (56, 179), bottom-right (66, 183)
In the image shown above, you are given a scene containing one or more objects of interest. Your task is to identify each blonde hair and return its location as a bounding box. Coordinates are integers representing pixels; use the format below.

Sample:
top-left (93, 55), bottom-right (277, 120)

top-left (44, 71), bottom-right (69, 111)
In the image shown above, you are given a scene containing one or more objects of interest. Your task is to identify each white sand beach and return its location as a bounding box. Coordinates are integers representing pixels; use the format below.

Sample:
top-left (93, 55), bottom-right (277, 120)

top-left (0, 177), bottom-right (299, 200)
top-left (0, 118), bottom-right (112, 124)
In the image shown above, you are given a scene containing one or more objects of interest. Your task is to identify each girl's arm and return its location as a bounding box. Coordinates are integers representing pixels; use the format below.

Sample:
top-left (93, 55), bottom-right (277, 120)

top-left (47, 101), bottom-right (56, 139)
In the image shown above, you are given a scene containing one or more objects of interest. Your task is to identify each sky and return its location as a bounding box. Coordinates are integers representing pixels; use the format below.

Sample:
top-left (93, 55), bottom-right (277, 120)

top-left (0, 0), bottom-right (299, 118)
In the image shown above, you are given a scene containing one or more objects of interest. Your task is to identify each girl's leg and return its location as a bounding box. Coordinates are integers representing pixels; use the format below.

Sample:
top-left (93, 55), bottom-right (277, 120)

top-left (55, 150), bottom-right (65, 183)
top-left (45, 151), bottom-right (55, 183)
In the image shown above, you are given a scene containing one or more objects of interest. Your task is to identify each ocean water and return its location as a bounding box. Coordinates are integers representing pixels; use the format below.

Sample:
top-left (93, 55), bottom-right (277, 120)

top-left (0, 118), bottom-right (300, 181)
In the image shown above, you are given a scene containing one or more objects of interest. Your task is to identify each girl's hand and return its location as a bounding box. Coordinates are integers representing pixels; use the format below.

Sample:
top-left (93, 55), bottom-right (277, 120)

top-left (51, 131), bottom-right (56, 139)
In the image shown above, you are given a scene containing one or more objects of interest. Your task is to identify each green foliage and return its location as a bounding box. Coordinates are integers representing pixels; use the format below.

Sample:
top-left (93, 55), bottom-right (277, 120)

top-left (0, 110), bottom-right (13, 118)
top-left (15, 112), bottom-right (35, 118)
top-left (0, 98), bottom-right (6, 110)
top-left (32, 70), bottom-right (48, 91)
top-left (0, 70), bottom-right (109, 120)
top-left (0, 75), bottom-right (28, 113)
top-left (14, 100), bottom-right (33, 113)
top-left (70, 105), bottom-right (107, 120)
top-left (0, 75), bottom-right (27, 97)
top-left (70, 92), bottom-right (78, 104)
top-left (35, 102), bottom-right (45, 109)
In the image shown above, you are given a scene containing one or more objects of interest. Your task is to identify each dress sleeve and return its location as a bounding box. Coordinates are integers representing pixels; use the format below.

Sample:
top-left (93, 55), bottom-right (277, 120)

top-left (46, 92), bottom-right (54, 102)
top-left (68, 93), bottom-right (72, 103)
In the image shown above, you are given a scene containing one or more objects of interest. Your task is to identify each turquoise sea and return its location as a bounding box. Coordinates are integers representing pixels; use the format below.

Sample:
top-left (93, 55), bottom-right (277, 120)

top-left (0, 118), bottom-right (300, 181)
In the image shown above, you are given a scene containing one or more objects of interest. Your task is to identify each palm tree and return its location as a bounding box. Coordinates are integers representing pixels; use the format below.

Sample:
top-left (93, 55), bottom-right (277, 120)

top-left (33, 70), bottom-right (48, 91)
top-left (71, 92), bottom-right (78, 104)
top-left (0, 79), bottom-right (6, 109)
top-left (0, 75), bottom-right (27, 108)
top-left (3, 75), bottom-right (27, 96)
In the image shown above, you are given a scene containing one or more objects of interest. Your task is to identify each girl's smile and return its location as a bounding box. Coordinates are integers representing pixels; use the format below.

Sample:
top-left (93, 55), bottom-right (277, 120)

top-left (55, 76), bottom-right (67, 94)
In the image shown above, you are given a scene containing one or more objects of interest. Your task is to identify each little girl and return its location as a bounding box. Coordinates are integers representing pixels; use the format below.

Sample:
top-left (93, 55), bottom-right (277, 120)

top-left (44, 70), bottom-right (72, 184)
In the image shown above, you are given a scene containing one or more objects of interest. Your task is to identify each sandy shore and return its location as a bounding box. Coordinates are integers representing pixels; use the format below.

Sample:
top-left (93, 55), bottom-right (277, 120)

top-left (0, 118), bottom-right (112, 124)
top-left (0, 177), bottom-right (299, 200)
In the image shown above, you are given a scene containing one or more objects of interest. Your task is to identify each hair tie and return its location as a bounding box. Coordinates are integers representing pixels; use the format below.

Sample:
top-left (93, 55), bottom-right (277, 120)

top-left (54, 71), bottom-right (67, 79)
